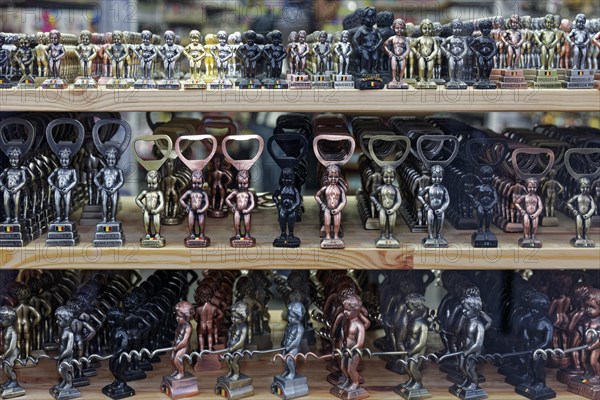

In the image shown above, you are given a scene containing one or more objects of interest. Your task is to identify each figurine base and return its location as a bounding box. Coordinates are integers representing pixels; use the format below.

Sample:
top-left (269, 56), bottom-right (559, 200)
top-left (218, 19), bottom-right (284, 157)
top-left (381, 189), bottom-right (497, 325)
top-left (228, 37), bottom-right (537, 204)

top-left (46, 222), bottom-right (80, 246)
top-left (162, 216), bottom-right (183, 225)
top-left (422, 237), bottom-right (448, 248)
top-left (399, 205), bottom-right (428, 232)
top-left (262, 79), bottom-right (288, 89)
top-left (101, 382), bottom-right (135, 399)
top-left (209, 79), bottom-right (234, 89)
top-left (161, 372), bottom-right (199, 399)
top-left (17, 75), bottom-right (36, 89)
top-left (0, 223), bottom-right (30, 247)
top-left (271, 374), bottom-right (309, 399)
top-left (123, 368), bottom-right (146, 381)
top-left (385, 358), bottom-right (406, 374)
top-left (0, 384), bottom-right (26, 399)
top-left (273, 236), bottom-right (301, 248)
top-left (563, 81), bottom-right (594, 89)
top-left (230, 236), bottom-right (256, 247)
top-left (473, 81), bottom-right (497, 89)
top-left (503, 222), bottom-right (523, 233)
top-left (140, 236), bottom-right (166, 248)
top-left (79, 205), bottom-right (103, 225)
top-left (445, 81), bottom-right (467, 89)
top-left (568, 376), bottom-right (600, 399)
top-left (184, 236), bottom-right (211, 248)
top-left (183, 79), bottom-right (207, 89)
top-left (518, 237), bottom-right (542, 248)
top-left (415, 80), bottom-right (438, 89)
top-left (355, 74), bottom-right (384, 90)
top-left (215, 374), bottom-right (254, 400)
top-left (333, 75), bottom-right (355, 89)
top-left (504, 372), bottom-right (529, 386)
top-left (208, 209), bottom-right (227, 218)
top-left (238, 79), bottom-right (262, 89)
top-left (394, 384), bottom-right (432, 400)
top-left (541, 216), bottom-right (559, 226)
top-left (72, 376), bottom-right (90, 387)
top-left (0, 75), bottom-right (14, 88)
top-left (105, 79), bottom-right (132, 89)
top-left (515, 383), bottom-right (556, 400)
top-left (330, 386), bottom-right (369, 400)
top-left (42, 78), bottom-right (67, 89)
top-left (556, 368), bottom-right (583, 385)
top-left (546, 356), bottom-right (572, 369)
top-left (387, 81), bottom-right (409, 89)
top-left (320, 238), bottom-right (345, 249)
top-left (447, 372), bottom-right (486, 385)
top-left (571, 237), bottom-right (595, 247)
top-left (375, 237), bottom-right (400, 248)
top-left (471, 232), bottom-right (498, 248)
top-left (73, 77), bottom-right (97, 89)
top-left (93, 222), bottom-right (126, 247)
top-left (133, 79), bottom-right (157, 89)
top-left (82, 367), bottom-right (97, 377)
top-left (288, 75), bottom-right (311, 89)
top-left (448, 384), bottom-right (488, 400)
top-left (50, 386), bottom-right (81, 400)
top-left (157, 79), bottom-right (181, 90)
top-left (193, 348), bottom-right (223, 372)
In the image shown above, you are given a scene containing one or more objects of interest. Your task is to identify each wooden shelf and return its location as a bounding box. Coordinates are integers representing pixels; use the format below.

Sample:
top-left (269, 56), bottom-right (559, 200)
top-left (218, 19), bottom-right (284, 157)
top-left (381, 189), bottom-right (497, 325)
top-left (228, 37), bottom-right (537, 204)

top-left (2, 197), bottom-right (598, 270)
top-left (1, 87), bottom-right (598, 113)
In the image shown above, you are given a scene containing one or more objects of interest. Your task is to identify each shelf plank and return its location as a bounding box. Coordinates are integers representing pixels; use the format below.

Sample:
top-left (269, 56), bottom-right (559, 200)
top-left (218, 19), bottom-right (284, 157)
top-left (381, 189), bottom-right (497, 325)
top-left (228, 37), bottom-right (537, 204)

top-left (1, 197), bottom-right (597, 270)
top-left (1, 87), bottom-right (598, 113)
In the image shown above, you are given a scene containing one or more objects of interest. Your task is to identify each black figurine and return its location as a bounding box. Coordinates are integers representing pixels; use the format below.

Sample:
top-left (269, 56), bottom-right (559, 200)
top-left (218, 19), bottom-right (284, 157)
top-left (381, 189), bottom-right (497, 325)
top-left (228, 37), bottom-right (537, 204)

top-left (263, 30), bottom-right (288, 89)
top-left (471, 20), bottom-right (497, 89)
top-left (102, 307), bottom-right (135, 399)
top-left (237, 30), bottom-right (262, 88)
top-left (273, 168), bottom-right (302, 248)
top-left (352, 7), bottom-right (384, 89)
top-left (469, 166), bottom-right (499, 247)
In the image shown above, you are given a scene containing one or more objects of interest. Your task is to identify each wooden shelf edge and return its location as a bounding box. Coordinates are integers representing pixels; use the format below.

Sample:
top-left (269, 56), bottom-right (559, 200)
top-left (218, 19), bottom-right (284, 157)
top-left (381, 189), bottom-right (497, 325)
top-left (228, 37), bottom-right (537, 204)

top-left (1, 87), bottom-right (598, 112)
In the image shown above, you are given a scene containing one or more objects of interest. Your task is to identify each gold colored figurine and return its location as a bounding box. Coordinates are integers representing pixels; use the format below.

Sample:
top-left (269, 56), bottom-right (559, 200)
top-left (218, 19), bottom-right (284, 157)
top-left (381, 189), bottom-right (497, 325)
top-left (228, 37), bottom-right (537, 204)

top-left (411, 19), bottom-right (438, 89)
top-left (183, 30), bottom-right (207, 89)
top-left (532, 14), bottom-right (563, 88)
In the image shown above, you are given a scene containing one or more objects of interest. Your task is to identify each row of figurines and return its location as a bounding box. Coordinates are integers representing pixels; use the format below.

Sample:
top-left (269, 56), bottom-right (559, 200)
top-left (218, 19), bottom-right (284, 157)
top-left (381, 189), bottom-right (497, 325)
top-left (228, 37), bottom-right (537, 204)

top-left (2, 10), bottom-right (600, 90)
top-left (0, 117), bottom-right (598, 251)
top-left (3, 268), bottom-right (600, 400)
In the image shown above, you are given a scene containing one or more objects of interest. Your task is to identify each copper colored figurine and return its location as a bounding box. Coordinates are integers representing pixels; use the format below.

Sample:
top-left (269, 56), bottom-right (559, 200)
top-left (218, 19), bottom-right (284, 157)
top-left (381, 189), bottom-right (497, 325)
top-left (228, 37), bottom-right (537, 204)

top-left (208, 154), bottom-right (233, 218)
top-left (0, 306), bottom-right (25, 399)
top-left (315, 165), bottom-right (347, 249)
top-left (540, 169), bottom-right (564, 226)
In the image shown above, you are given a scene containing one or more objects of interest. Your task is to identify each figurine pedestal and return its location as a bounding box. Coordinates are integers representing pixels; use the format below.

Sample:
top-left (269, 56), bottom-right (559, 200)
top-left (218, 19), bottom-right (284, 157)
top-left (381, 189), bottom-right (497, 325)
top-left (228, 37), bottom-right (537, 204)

top-left (333, 75), bottom-right (355, 89)
top-left (42, 78), bottom-right (67, 89)
top-left (271, 375), bottom-right (309, 399)
top-left (355, 74), bottom-right (384, 90)
top-left (311, 75), bottom-right (332, 89)
top-left (209, 79), bottom-right (234, 89)
top-left (50, 385), bottom-right (81, 400)
top-left (184, 236), bottom-right (211, 248)
top-left (415, 80), bottom-right (437, 90)
top-left (133, 79), bottom-right (157, 89)
top-left (445, 81), bottom-right (467, 90)
top-left (238, 79), bottom-right (262, 89)
top-left (0, 223), bottom-right (30, 247)
top-left (183, 79), bottom-right (207, 90)
top-left (529, 70), bottom-right (563, 89)
top-left (93, 222), bottom-right (125, 247)
top-left (105, 79), bottom-right (131, 89)
top-left (193, 344), bottom-right (223, 372)
top-left (160, 372), bottom-right (199, 399)
top-left (571, 237), bottom-right (595, 247)
top-left (473, 80), bottom-right (497, 89)
top-left (471, 232), bottom-right (498, 248)
top-left (568, 377), bottom-right (600, 400)
top-left (72, 376), bottom-right (90, 387)
top-left (515, 382), bottom-right (556, 400)
top-left (330, 386), bottom-right (369, 400)
top-left (0, 384), bottom-right (26, 399)
top-left (320, 238), bottom-right (344, 249)
top-left (387, 80), bottom-right (409, 89)
top-left (140, 235), bottom-right (166, 248)
top-left (46, 222), bottom-right (80, 246)
top-left (79, 205), bottom-right (102, 225)
top-left (375, 237), bottom-right (400, 248)
top-left (563, 69), bottom-right (594, 89)
top-left (273, 236), bottom-right (301, 248)
top-left (214, 374), bottom-right (254, 400)
top-left (230, 236), bottom-right (256, 247)
top-left (101, 382), bottom-right (135, 399)
top-left (0, 75), bottom-right (14, 88)
top-left (541, 216), bottom-right (559, 226)
top-left (518, 237), bottom-right (542, 248)
top-left (289, 75), bottom-right (311, 90)
top-left (422, 237), bottom-right (448, 248)
top-left (73, 77), bottom-right (97, 89)
top-left (448, 384), bottom-right (487, 400)
top-left (503, 222), bottom-right (523, 233)
top-left (208, 209), bottom-right (227, 218)
top-left (394, 384), bottom-right (432, 400)
top-left (263, 79), bottom-right (288, 89)
top-left (157, 79), bottom-right (181, 90)
top-left (490, 69), bottom-right (528, 89)
top-left (17, 75), bottom-right (36, 89)
top-left (557, 368), bottom-right (583, 385)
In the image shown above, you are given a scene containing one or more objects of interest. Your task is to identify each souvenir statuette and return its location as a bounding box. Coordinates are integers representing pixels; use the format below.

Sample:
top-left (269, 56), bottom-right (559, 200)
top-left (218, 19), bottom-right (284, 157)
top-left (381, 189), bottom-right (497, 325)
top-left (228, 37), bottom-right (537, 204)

top-left (74, 30), bottom-right (97, 88)
top-left (315, 164), bottom-right (348, 247)
top-left (132, 30), bottom-right (158, 89)
top-left (272, 302), bottom-right (308, 399)
top-left (237, 30), bottom-right (263, 89)
top-left (102, 307), bottom-right (135, 399)
top-left (0, 118), bottom-right (35, 247)
top-left (158, 30), bottom-right (181, 89)
top-left (441, 19), bottom-right (468, 89)
top-left (411, 19), bottom-right (438, 89)
top-left (471, 20), bottom-right (497, 89)
top-left (512, 148), bottom-right (555, 248)
top-left (502, 14), bottom-right (524, 70)
top-left (210, 31), bottom-right (234, 89)
top-left (352, 7), bottom-right (384, 89)
top-left (565, 148), bottom-right (599, 247)
top-left (214, 302), bottom-right (254, 399)
top-left (289, 30), bottom-right (311, 89)
top-left (51, 306), bottom-right (79, 400)
top-left (332, 30), bottom-right (353, 88)
top-left (0, 33), bottom-right (12, 88)
top-left (531, 14), bottom-right (563, 87)
top-left (267, 134), bottom-right (309, 248)
top-left (540, 169), bottom-right (564, 226)
top-left (416, 135), bottom-right (459, 248)
top-left (14, 34), bottom-right (36, 89)
top-left (0, 306), bottom-right (25, 399)
top-left (45, 118), bottom-right (85, 246)
top-left (105, 30), bottom-right (131, 89)
top-left (565, 14), bottom-right (595, 88)
top-left (176, 134), bottom-right (218, 247)
top-left (41, 29), bottom-right (67, 88)
top-left (161, 301), bottom-right (198, 399)
top-left (194, 282), bottom-right (225, 371)
top-left (92, 119), bottom-right (131, 247)
top-left (263, 30), bottom-right (288, 89)
top-left (207, 152), bottom-right (233, 218)
top-left (311, 31), bottom-right (332, 89)
top-left (367, 135), bottom-right (411, 247)
top-left (222, 134), bottom-right (264, 247)
top-left (132, 134), bottom-right (173, 248)
top-left (383, 19), bottom-right (410, 89)
top-left (182, 30), bottom-right (207, 89)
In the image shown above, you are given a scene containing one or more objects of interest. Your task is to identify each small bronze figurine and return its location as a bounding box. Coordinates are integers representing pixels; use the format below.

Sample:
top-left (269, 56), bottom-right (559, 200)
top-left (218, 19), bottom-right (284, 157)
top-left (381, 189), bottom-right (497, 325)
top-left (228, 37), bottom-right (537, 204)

top-left (237, 30), bottom-right (262, 89)
top-left (207, 154), bottom-right (233, 218)
top-left (183, 30), bottom-right (207, 89)
top-left (0, 306), bottom-right (25, 399)
top-left (161, 301), bottom-right (198, 399)
top-left (42, 29), bottom-right (67, 88)
top-left (540, 169), bottom-right (564, 226)
top-left (503, 15), bottom-right (524, 70)
top-left (74, 30), bottom-right (97, 88)
top-left (157, 30), bottom-right (181, 89)
top-left (132, 30), bottom-right (158, 89)
top-left (383, 19), bottom-right (410, 89)
top-left (102, 307), bottom-right (135, 399)
top-left (471, 20), bottom-right (497, 89)
top-left (315, 165), bottom-right (347, 249)
top-left (272, 302), bottom-right (308, 399)
top-left (411, 19), bottom-right (438, 89)
top-left (51, 306), bottom-right (80, 400)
